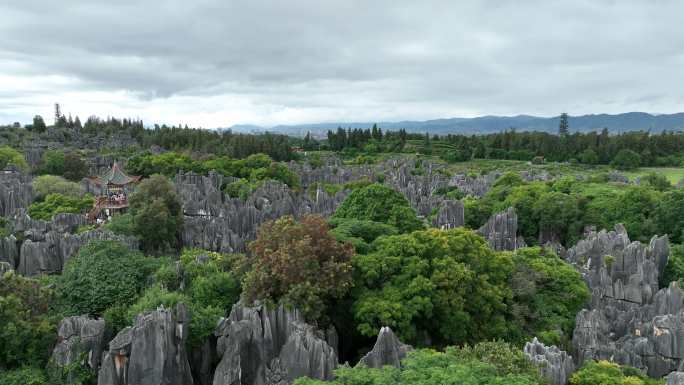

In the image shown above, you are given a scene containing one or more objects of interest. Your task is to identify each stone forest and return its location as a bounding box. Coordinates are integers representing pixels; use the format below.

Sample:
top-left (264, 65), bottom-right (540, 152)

top-left (4, 115), bottom-right (684, 385)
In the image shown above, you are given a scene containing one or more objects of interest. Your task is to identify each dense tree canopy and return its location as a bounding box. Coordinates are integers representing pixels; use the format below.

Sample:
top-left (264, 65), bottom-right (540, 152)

top-left (295, 342), bottom-right (545, 385)
top-left (352, 227), bottom-right (512, 345)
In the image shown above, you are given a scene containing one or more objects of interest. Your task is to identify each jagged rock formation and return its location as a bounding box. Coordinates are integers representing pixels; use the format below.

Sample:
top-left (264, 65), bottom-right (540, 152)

top-left (477, 207), bottom-right (526, 251)
top-left (357, 327), bottom-right (412, 369)
top-left (176, 172), bottom-right (347, 253)
top-left (177, 158), bottom-right (493, 253)
top-left (98, 304), bottom-right (193, 385)
top-left (448, 172), bottom-right (499, 198)
top-left (668, 372), bottom-right (684, 385)
top-left (523, 337), bottom-right (574, 385)
top-left (1, 210), bottom-right (138, 275)
top-left (212, 303), bottom-right (337, 385)
top-left (432, 200), bottom-right (464, 229)
top-left (567, 225), bottom-right (684, 377)
top-left (0, 166), bottom-right (33, 217)
top-left (52, 315), bottom-right (106, 372)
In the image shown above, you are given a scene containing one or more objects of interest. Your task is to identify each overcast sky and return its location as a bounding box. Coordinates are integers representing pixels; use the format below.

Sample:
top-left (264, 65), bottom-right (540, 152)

top-left (1, 1), bottom-right (682, 128)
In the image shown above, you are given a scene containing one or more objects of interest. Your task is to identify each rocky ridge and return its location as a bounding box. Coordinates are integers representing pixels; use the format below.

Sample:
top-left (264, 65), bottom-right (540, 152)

top-left (566, 224), bottom-right (684, 377)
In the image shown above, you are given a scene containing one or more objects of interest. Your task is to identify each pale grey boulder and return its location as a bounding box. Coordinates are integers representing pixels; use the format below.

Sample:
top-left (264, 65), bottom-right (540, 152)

top-left (98, 304), bottom-right (193, 385)
top-left (357, 327), bottom-right (412, 369)
top-left (52, 315), bottom-right (106, 373)
top-left (212, 303), bottom-right (337, 385)
top-left (524, 337), bottom-right (574, 385)
top-left (668, 371), bottom-right (684, 385)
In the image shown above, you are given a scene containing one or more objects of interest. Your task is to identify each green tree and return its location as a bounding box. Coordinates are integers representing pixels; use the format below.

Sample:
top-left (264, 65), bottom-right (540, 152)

top-left (38, 150), bottom-right (65, 175)
top-left (656, 189), bottom-right (684, 244)
top-left (507, 247), bottom-right (590, 347)
top-left (244, 215), bottom-right (353, 321)
top-left (611, 149), bottom-right (641, 170)
top-left (63, 153), bottom-right (89, 181)
top-left (579, 149), bottom-right (599, 164)
top-left (353, 228), bottom-right (513, 345)
top-left (533, 191), bottom-right (583, 245)
top-left (32, 115), bottom-right (47, 133)
top-left (57, 240), bottom-right (156, 316)
top-left (559, 113), bottom-right (569, 136)
top-left (0, 146), bottom-right (27, 171)
top-left (129, 174), bottom-right (183, 253)
top-left (333, 183), bottom-right (423, 233)
top-left (661, 244), bottom-right (684, 288)
top-left (329, 218), bottom-right (398, 254)
top-left (0, 272), bottom-right (56, 370)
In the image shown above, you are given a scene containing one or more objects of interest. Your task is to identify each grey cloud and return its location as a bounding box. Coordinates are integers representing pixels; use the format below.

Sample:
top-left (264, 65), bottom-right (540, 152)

top-left (0, 0), bottom-right (683, 125)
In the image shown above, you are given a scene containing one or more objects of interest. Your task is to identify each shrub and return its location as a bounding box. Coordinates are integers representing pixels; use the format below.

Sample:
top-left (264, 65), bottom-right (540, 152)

top-left (570, 360), bottom-right (663, 385)
top-left (294, 343), bottom-right (544, 385)
top-left (103, 213), bottom-right (135, 236)
top-left (129, 249), bottom-right (242, 347)
top-left (57, 240), bottom-right (156, 316)
top-left (0, 367), bottom-right (49, 385)
top-left (32, 175), bottom-right (84, 200)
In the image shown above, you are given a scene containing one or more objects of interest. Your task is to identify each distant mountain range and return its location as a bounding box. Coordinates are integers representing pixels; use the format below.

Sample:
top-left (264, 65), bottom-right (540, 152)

top-left (226, 112), bottom-right (684, 137)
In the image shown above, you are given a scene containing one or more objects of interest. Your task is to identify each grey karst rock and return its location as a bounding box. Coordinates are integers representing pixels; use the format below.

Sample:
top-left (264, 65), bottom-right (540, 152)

top-left (0, 234), bottom-right (18, 269)
top-left (0, 167), bottom-right (33, 216)
top-left (16, 228), bottom-right (137, 276)
top-left (212, 303), bottom-right (337, 385)
top-left (566, 225), bottom-right (684, 377)
top-left (98, 304), bottom-right (193, 385)
top-left (448, 172), bottom-right (499, 198)
top-left (190, 336), bottom-right (219, 385)
top-left (668, 372), bottom-right (684, 385)
top-left (0, 261), bottom-right (11, 274)
top-left (523, 337), bottom-right (574, 385)
top-left (7, 210), bottom-right (137, 276)
top-left (608, 171), bottom-right (630, 184)
top-left (357, 327), bottom-right (412, 369)
top-left (52, 315), bottom-right (106, 373)
top-left (432, 200), bottom-right (464, 229)
top-left (477, 207), bottom-right (525, 251)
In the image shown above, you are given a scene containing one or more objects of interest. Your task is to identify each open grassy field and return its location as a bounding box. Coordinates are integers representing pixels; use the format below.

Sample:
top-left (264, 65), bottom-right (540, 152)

top-left (624, 167), bottom-right (684, 184)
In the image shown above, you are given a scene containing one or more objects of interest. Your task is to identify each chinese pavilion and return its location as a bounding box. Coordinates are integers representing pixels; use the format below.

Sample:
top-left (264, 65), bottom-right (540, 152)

top-left (86, 163), bottom-right (141, 221)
